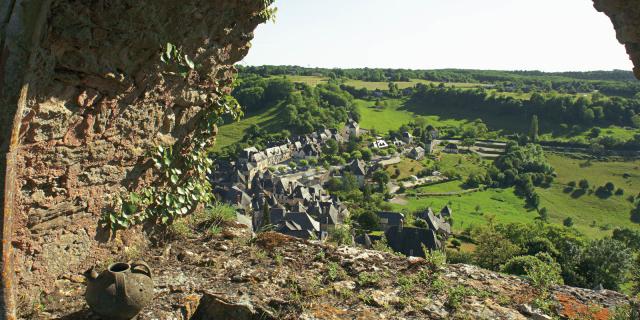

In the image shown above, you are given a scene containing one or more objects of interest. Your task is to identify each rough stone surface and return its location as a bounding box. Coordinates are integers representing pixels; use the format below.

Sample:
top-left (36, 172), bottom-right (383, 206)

top-left (32, 226), bottom-right (634, 320)
top-left (3, 1), bottom-right (269, 315)
top-left (594, 0), bottom-right (640, 79)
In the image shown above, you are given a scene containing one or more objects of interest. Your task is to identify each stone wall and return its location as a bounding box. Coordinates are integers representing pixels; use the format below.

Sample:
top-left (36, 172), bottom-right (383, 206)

top-left (1, 0), bottom-right (269, 317)
top-left (594, 0), bottom-right (640, 79)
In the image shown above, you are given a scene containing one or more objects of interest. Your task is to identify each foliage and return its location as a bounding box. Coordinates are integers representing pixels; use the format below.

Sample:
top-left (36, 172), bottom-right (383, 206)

top-left (104, 44), bottom-right (242, 230)
top-left (328, 225), bottom-right (353, 246)
top-left (577, 238), bottom-right (632, 290)
top-left (472, 224), bottom-right (521, 271)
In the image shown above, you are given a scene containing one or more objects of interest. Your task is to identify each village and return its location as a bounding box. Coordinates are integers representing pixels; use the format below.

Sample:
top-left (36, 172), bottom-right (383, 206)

top-left (210, 120), bottom-right (508, 256)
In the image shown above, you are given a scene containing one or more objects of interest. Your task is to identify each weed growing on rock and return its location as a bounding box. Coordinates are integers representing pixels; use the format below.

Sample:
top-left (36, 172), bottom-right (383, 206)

top-left (357, 272), bottom-right (382, 288)
top-left (327, 262), bottom-right (347, 282)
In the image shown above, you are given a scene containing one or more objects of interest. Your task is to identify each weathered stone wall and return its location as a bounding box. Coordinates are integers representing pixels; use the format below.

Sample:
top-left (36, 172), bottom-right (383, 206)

top-left (594, 0), bottom-right (640, 79)
top-left (1, 0), bottom-right (269, 316)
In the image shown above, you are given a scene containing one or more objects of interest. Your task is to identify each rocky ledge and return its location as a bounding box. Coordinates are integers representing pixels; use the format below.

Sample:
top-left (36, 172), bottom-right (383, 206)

top-left (34, 223), bottom-right (632, 319)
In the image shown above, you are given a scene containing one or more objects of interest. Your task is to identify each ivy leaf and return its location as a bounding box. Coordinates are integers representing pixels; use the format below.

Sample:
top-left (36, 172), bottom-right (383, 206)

top-left (184, 55), bottom-right (195, 69)
top-left (166, 43), bottom-right (174, 58)
top-left (161, 215), bottom-right (169, 224)
top-left (170, 174), bottom-right (179, 184)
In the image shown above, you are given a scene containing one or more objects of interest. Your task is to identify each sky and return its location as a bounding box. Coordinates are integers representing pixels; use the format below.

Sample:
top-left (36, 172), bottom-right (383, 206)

top-left (240, 0), bottom-right (634, 72)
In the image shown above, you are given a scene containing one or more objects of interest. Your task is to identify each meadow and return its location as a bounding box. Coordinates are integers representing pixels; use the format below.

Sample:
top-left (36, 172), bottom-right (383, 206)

top-left (394, 152), bottom-right (640, 239)
top-left (211, 103), bottom-right (286, 152)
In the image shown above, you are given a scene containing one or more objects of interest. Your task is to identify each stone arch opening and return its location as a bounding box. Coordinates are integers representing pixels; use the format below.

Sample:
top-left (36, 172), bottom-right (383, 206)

top-left (0, 0), bottom-right (638, 318)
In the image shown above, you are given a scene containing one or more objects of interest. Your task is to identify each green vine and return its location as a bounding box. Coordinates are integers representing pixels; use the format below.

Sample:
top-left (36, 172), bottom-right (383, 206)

top-left (258, 0), bottom-right (277, 23)
top-left (103, 42), bottom-right (243, 231)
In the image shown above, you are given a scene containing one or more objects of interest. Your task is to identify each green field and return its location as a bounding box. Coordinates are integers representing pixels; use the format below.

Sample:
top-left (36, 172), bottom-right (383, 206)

top-left (392, 187), bottom-right (536, 233)
top-left (539, 125), bottom-right (640, 143)
top-left (437, 153), bottom-right (491, 178)
top-left (274, 75), bottom-right (482, 90)
top-left (355, 99), bottom-right (468, 133)
top-left (537, 154), bottom-right (640, 238)
top-left (393, 153), bottom-right (640, 239)
top-left (212, 103), bottom-right (286, 151)
top-left (416, 180), bottom-right (466, 193)
top-left (386, 158), bottom-right (425, 180)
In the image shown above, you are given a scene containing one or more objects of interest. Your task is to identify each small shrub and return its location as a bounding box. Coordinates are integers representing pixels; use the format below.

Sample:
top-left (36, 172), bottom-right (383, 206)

top-left (327, 262), bottom-right (346, 282)
top-left (616, 188), bottom-right (625, 196)
top-left (525, 253), bottom-right (564, 294)
top-left (563, 217), bottom-right (574, 227)
top-left (446, 285), bottom-right (473, 310)
top-left (357, 272), bottom-right (381, 288)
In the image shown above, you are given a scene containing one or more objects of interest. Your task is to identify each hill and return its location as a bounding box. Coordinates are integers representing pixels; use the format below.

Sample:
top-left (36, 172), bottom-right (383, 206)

top-left (43, 225), bottom-right (636, 319)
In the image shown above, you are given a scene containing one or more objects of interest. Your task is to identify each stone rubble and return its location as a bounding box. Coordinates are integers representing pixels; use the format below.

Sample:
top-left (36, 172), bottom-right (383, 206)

top-left (27, 222), bottom-right (634, 320)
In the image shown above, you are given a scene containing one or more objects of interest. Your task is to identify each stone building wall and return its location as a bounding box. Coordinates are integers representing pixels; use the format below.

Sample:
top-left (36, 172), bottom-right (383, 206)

top-left (1, 0), bottom-right (269, 316)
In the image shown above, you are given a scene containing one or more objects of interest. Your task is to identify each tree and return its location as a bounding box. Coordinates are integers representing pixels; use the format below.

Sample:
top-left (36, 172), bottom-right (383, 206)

top-left (264, 78), bottom-right (294, 104)
top-left (563, 217), bottom-right (574, 227)
top-left (529, 115), bottom-right (539, 142)
top-left (578, 238), bottom-right (632, 290)
top-left (473, 226), bottom-right (521, 271)
top-left (323, 139), bottom-right (339, 155)
top-left (538, 207), bottom-right (549, 222)
top-left (605, 182), bottom-right (615, 193)
top-left (632, 253), bottom-right (640, 295)
top-left (527, 192), bottom-right (540, 209)
top-left (631, 114), bottom-right (640, 129)
top-left (233, 86), bottom-right (264, 110)
top-left (372, 169), bottom-right (390, 191)
top-left (578, 179), bottom-right (590, 190)
top-left (357, 211), bottom-right (381, 231)
top-left (414, 218), bottom-right (428, 229)
top-left (361, 148), bottom-right (373, 161)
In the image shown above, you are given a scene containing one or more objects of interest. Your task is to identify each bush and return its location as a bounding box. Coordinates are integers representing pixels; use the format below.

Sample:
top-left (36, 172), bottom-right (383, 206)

top-left (568, 181), bottom-right (576, 188)
top-left (615, 188), bottom-right (624, 196)
top-left (414, 218), bottom-right (428, 229)
top-left (451, 239), bottom-right (462, 248)
top-left (328, 225), bottom-right (353, 246)
top-left (579, 179), bottom-right (590, 190)
top-left (563, 217), bottom-right (574, 227)
top-left (605, 182), bottom-right (616, 193)
top-left (446, 249), bottom-right (473, 264)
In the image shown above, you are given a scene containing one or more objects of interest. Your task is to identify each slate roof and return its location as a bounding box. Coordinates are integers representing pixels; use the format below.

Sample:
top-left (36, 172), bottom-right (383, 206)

top-left (385, 226), bottom-right (440, 257)
top-left (275, 220), bottom-right (316, 239)
top-left (349, 159), bottom-right (367, 176)
top-left (318, 204), bottom-right (339, 225)
top-left (377, 211), bottom-right (405, 227)
top-left (283, 211), bottom-right (320, 232)
top-left (440, 205), bottom-right (453, 217)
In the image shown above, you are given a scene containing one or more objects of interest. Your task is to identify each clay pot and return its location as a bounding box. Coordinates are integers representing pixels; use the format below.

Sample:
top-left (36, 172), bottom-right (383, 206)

top-left (85, 260), bottom-right (154, 320)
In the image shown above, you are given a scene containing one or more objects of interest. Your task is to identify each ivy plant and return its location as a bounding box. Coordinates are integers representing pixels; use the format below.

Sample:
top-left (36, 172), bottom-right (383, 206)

top-left (103, 42), bottom-right (243, 231)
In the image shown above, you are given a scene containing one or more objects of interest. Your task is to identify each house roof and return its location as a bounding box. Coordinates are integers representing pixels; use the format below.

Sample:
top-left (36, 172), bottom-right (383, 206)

top-left (385, 226), bottom-right (440, 257)
top-left (318, 204), bottom-right (339, 225)
top-left (440, 205), bottom-right (453, 217)
top-left (283, 211), bottom-right (320, 232)
top-left (377, 211), bottom-right (405, 226)
top-left (349, 159), bottom-right (367, 176)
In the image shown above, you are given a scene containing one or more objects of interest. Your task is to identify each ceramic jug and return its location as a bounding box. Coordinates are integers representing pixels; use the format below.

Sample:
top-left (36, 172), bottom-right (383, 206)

top-left (85, 260), bottom-right (154, 320)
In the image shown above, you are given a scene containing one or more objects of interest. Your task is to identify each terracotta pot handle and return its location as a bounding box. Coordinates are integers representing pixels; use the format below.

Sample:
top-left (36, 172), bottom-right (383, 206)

top-left (115, 271), bottom-right (128, 299)
top-left (131, 260), bottom-right (152, 278)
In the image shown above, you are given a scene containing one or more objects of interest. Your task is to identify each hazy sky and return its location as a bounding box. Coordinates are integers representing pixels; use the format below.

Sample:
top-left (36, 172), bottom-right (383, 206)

top-left (241, 0), bottom-right (634, 72)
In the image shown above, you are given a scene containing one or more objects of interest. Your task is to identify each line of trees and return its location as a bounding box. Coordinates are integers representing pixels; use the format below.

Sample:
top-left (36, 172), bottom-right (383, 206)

top-left (410, 84), bottom-right (640, 132)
